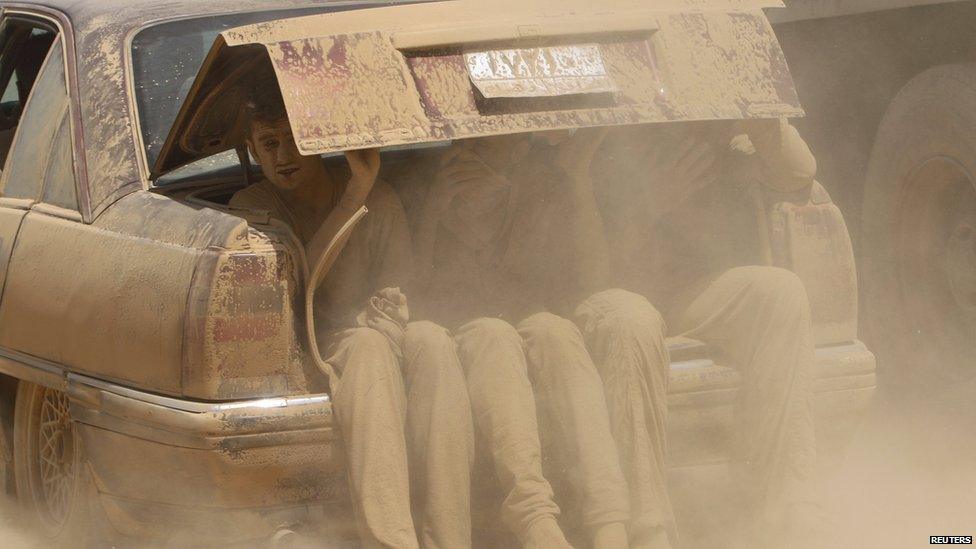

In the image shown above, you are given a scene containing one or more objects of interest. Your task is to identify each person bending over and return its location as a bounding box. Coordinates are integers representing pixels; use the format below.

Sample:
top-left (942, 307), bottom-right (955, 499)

top-left (412, 131), bottom-right (673, 549)
top-left (596, 118), bottom-right (819, 545)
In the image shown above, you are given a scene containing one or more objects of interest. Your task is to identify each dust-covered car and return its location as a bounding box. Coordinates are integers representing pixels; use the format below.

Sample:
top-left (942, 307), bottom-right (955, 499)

top-left (0, 0), bottom-right (875, 546)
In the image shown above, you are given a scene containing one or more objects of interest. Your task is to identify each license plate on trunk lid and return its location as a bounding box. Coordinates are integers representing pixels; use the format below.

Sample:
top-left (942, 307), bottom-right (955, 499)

top-left (464, 44), bottom-right (618, 99)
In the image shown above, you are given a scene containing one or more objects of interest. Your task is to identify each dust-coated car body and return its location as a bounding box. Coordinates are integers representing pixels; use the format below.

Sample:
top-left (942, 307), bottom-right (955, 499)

top-left (0, 0), bottom-right (875, 545)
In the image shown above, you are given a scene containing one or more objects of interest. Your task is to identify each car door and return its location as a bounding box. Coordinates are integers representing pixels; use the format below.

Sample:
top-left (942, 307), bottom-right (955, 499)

top-left (0, 12), bottom-right (58, 305)
top-left (0, 16), bottom-right (198, 392)
top-left (0, 26), bottom-right (86, 366)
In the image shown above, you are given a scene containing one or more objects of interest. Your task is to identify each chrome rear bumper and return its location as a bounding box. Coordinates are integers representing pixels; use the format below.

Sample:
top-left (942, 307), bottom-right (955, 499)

top-left (1, 339), bottom-right (874, 542)
top-left (65, 376), bottom-right (345, 544)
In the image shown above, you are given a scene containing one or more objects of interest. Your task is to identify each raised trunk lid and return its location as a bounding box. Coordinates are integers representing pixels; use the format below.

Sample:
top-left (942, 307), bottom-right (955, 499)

top-left (153, 0), bottom-right (800, 178)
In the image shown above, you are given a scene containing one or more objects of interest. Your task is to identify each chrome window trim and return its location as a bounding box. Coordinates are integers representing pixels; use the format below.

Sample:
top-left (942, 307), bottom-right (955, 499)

top-left (1, 6), bottom-right (91, 222)
top-left (31, 202), bottom-right (83, 222)
top-left (0, 18), bottom-right (62, 199)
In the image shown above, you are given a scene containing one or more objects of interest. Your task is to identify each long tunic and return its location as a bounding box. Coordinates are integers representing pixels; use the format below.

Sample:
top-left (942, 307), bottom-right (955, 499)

top-left (418, 146), bottom-right (576, 328)
top-left (230, 175), bottom-right (413, 331)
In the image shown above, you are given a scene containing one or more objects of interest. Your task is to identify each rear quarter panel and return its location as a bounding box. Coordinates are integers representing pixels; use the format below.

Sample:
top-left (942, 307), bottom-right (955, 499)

top-left (0, 211), bottom-right (199, 394)
top-left (0, 191), bottom-right (252, 396)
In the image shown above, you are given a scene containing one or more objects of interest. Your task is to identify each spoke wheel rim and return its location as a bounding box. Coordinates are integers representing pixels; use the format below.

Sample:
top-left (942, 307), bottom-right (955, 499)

top-left (26, 386), bottom-right (76, 533)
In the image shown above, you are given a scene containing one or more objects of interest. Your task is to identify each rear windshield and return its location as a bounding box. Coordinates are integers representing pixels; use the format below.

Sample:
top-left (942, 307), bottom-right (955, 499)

top-left (131, 5), bottom-right (391, 184)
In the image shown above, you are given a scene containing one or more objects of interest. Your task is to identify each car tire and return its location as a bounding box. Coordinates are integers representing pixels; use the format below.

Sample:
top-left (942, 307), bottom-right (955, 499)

top-left (862, 64), bottom-right (976, 393)
top-left (13, 381), bottom-right (104, 547)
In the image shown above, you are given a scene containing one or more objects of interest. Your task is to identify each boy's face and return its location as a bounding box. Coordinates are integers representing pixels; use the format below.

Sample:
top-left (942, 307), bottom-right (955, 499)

top-left (247, 118), bottom-right (321, 191)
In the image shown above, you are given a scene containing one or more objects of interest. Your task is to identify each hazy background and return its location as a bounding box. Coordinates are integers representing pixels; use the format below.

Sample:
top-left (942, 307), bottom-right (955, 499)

top-left (674, 380), bottom-right (976, 549)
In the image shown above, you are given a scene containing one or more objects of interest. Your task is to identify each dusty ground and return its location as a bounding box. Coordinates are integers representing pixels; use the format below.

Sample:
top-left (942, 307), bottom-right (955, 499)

top-left (0, 498), bottom-right (40, 548)
top-left (675, 378), bottom-right (976, 549)
top-left (806, 382), bottom-right (976, 549)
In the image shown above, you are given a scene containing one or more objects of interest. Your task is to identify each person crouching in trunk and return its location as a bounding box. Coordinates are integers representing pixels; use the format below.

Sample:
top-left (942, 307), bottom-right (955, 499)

top-left (230, 81), bottom-right (474, 549)
top-left (595, 118), bottom-right (819, 546)
top-left (413, 131), bottom-right (674, 549)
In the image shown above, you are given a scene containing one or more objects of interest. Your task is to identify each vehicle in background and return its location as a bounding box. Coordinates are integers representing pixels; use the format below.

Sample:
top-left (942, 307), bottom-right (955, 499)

top-left (0, 0), bottom-right (874, 545)
top-left (770, 0), bottom-right (976, 392)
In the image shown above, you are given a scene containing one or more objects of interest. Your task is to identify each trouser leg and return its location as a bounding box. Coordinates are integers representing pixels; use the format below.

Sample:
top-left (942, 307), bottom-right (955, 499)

top-left (326, 327), bottom-right (418, 549)
top-left (401, 321), bottom-right (474, 549)
top-left (673, 266), bottom-right (817, 521)
top-left (453, 318), bottom-right (562, 541)
top-left (574, 289), bottom-right (674, 542)
top-left (517, 312), bottom-right (631, 532)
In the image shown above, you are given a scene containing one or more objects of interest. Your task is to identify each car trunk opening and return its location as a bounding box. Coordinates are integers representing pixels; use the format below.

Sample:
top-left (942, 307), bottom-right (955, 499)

top-left (147, 0), bottom-right (809, 402)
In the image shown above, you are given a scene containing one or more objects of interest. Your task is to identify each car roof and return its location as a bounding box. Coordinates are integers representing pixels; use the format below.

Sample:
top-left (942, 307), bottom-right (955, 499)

top-left (2, 0), bottom-right (418, 219)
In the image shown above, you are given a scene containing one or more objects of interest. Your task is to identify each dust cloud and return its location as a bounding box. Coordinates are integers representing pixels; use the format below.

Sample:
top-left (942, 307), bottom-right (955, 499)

top-left (803, 387), bottom-right (976, 549)
top-left (3, 9), bottom-right (975, 546)
top-left (4, 381), bottom-right (972, 548)
top-left (3, 135), bottom-right (974, 549)
top-left (673, 381), bottom-right (976, 549)
top-left (0, 497), bottom-right (42, 548)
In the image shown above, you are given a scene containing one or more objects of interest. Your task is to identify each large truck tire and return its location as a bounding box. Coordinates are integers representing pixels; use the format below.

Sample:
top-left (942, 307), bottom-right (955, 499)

top-left (862, 64), bottom-right (976, 393)
top-left (13, 381), bottom-right (107, 547)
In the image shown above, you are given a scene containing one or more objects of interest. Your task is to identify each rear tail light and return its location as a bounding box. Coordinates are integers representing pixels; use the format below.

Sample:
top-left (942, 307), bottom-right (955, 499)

top-left (183, 238), bottom-right (312, 400)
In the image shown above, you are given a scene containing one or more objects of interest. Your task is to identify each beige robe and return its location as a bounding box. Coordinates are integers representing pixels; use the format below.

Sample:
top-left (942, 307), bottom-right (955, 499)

top-left (231, 175), bottom-right (474, 549)
top-left (598, 119), bottom-right (818, 530)
top-left (418, 147), bottom-right (635, 542)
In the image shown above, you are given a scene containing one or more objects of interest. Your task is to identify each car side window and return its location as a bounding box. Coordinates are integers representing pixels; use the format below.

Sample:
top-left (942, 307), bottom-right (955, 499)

top-left (1, 71), bottom-right (19, 102)
top-left (0, 19), bottom-right (56, 171)
top-left (42, 108), bottom-right (77, 210)
top-left (2, 35), bottom-right (77, 210)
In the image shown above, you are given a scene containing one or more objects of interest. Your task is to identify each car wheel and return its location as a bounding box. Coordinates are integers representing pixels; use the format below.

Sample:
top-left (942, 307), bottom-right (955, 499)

top-left (863, 64), bottom-right (976, 392)
top-left (13, 381), bottom-right (100, 546)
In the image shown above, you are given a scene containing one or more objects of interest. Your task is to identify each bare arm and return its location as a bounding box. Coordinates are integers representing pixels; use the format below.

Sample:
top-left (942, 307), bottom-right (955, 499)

top-left (305, 148), bottom-right (381, 288)
top-left (737, 117), bottom-right (817, 191)
top-left (555, 128), bottom-right (612, 296)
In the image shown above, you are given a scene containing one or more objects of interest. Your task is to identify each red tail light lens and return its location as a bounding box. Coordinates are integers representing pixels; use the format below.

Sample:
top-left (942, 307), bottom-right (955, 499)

top-left (183, 242), bottom-right (310, 400)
